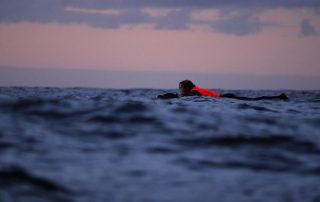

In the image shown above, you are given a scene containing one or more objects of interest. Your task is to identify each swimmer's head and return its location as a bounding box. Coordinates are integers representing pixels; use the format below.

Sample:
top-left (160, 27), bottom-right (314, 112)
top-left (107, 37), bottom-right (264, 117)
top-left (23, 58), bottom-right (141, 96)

top-left (179, 80), bottom-right (195, 96)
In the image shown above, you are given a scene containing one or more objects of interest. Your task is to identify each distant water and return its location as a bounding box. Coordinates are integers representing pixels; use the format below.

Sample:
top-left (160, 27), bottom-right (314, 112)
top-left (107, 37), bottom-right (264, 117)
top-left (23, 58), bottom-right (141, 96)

top-left (0, 87), bottom-right (320, 202)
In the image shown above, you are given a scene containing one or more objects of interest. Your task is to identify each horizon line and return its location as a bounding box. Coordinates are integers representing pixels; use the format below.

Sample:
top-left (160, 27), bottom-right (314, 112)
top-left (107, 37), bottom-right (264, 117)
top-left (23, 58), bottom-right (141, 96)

top-left (1, 66), bottom-right (319, 90)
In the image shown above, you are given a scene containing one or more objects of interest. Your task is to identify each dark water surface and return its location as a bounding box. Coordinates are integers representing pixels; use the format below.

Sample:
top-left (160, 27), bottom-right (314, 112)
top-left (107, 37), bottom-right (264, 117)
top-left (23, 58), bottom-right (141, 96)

top-left (0, 87), bottom-right (319, 202)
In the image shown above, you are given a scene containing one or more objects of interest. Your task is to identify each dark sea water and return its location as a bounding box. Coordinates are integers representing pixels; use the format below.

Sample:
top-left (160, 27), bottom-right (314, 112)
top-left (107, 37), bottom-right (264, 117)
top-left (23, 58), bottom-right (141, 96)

top-left (0, 87), bottom-right (320, 202)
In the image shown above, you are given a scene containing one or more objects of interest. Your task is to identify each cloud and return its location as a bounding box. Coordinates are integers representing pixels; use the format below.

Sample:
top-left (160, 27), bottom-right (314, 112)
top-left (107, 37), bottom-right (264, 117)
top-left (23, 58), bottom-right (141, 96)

top-left (154, 9), bottom-right (191, 30)
top-left (63, 0), bottom-right (320, 9)
top-left (0, 0), bottom-right (319, 36)
top-left (210, 13), bottom-right (263, 36)
top-left (64, 7), bottom-right (121, 16)
top-left (142, 8), bottom-right (180, 17)
top-left (191, 9), bottom-right (220, 21)
top-left (300, 19), bottom-right (318, 36)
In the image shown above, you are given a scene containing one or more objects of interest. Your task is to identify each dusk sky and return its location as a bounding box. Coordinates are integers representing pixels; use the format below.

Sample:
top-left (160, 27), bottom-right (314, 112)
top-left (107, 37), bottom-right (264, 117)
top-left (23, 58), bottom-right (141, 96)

top-left (0, 0), bottom-right (320, 89)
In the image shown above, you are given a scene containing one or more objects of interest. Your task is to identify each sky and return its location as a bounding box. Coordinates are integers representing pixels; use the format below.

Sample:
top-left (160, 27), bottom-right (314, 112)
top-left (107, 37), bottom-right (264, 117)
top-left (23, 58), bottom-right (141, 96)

top-left (0, 0), bottom-right (320, 89)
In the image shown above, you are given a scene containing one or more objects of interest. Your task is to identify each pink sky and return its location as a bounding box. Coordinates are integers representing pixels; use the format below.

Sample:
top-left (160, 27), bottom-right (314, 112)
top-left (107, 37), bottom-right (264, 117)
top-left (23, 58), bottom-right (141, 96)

top-left (0, 6), bottom-right (320, 88)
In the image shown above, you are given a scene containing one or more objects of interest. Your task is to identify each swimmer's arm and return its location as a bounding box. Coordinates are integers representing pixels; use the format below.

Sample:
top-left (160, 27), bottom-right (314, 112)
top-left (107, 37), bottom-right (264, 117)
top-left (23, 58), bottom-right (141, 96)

top-left (180, 91), bottom-right (200, 97)
top-left (157, 93), bottom-right (179, 99)
top-left (191, 91), bottom-right (201, 96)
top-left (157, 90), bottom-right (200, 99)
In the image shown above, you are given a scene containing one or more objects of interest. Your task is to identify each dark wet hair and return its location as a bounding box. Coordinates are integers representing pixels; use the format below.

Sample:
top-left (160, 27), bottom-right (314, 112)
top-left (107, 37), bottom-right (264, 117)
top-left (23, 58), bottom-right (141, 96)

top-left (179, 80), bottom-right (195, 89)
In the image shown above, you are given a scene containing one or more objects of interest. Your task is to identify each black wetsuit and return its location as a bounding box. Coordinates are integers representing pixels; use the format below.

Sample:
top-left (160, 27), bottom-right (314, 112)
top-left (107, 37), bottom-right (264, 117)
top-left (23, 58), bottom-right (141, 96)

top-left (157, 92), bottom-right (289, 101)
top-left (220, 93), bottom-right (289, 101)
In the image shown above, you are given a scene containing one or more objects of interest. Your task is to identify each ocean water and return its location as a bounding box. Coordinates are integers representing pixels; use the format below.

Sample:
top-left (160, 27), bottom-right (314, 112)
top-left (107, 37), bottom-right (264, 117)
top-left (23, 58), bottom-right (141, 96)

top-left (0, 87), bottom-right (319, 202)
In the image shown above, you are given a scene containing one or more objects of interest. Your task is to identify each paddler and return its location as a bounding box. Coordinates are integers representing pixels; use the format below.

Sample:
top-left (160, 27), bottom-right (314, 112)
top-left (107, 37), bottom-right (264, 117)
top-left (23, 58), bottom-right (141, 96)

top-left (157, 80), bottom-right (289, 101)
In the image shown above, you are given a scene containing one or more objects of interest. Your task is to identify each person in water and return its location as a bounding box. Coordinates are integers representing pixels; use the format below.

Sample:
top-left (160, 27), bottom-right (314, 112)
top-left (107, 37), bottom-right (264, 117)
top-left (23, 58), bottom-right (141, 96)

top-left (157, 80), bottom-right (289, 101)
